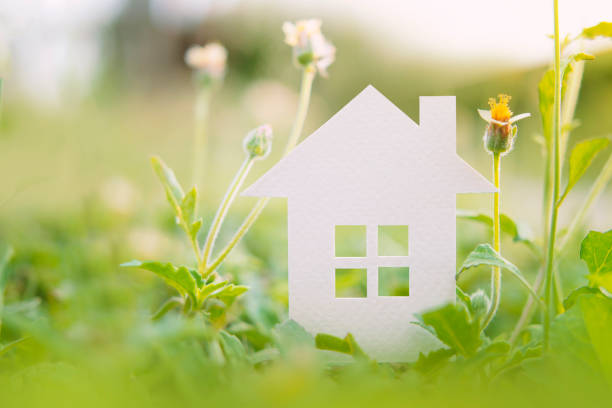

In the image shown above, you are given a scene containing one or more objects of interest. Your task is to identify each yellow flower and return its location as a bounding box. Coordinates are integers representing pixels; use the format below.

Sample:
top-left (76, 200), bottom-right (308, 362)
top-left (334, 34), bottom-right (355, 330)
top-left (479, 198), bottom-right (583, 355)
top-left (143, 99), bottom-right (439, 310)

top-left (478, 94), bottom-right (530, 155)
top-left (489, 94), bottom-right (513, 123)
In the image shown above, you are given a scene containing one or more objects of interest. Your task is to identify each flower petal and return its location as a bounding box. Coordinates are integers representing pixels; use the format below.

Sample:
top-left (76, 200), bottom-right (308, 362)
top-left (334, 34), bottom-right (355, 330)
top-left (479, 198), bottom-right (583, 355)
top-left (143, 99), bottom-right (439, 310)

top-left (477, 109), bottom-right (492, 122)
top-left (509, 112), bottom-right (532, 123)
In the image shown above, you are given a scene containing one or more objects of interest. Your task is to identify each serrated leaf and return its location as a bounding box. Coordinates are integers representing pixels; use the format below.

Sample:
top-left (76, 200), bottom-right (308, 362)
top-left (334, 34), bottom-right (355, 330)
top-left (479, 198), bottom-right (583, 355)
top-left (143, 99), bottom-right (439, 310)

top-left (315, 333), bottom-right (369, 361)
top-left (180, 187), bottom-right (197, 224)
top-left (122, 260), bottom-right (198, 302)
top-left (457, 244), bottom-right (541, 303)
top-left (580, 230), bottom-right (612, 292)
top-left (582, 22), bottom-right (612, 39)
top-left (151, 156), bottom-right (184, 212)
top-left (550, 293), bottom-right (612, 385)
top-left (414, 348), bottom-right (455, 375)
top-left (414, 302), bottom-right (481, 357)
top-left (558, 138), bottom-right (609, 206)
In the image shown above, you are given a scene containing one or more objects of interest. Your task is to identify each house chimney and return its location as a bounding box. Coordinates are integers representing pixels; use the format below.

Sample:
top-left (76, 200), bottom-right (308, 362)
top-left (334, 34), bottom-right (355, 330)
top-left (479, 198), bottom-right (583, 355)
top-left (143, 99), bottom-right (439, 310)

top-left (419, 96), bottom-right (456, 155)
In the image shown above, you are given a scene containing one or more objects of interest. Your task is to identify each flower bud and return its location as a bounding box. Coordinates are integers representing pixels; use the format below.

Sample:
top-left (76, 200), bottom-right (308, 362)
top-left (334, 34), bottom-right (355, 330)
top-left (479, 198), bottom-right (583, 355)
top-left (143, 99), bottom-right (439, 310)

top-left (243, 125), bottom-right (273, 159)
top-left (478, 94), bottom-right (529, 155)
top-left (484, 122), bottom-right (517, 154)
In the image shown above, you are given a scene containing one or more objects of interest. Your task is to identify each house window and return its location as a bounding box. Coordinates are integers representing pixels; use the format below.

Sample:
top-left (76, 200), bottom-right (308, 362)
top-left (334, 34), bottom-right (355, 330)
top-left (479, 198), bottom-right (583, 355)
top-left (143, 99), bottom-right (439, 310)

top-left (335, 268), bottom-right (367, 298)
top-left (333, 225), bottom-right (410, 298)
top-left (378, 225), bottom-right (409, 256)
top-left (378, 267), bottom-right (410, 296)
top-left (334, 225), bottom-right (366, 257)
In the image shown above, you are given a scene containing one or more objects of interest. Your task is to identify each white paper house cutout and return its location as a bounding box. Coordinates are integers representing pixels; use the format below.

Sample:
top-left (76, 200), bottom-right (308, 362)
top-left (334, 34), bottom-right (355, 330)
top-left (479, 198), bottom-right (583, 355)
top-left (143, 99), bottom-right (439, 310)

top-left (243, 85), bottom-right (496, 362)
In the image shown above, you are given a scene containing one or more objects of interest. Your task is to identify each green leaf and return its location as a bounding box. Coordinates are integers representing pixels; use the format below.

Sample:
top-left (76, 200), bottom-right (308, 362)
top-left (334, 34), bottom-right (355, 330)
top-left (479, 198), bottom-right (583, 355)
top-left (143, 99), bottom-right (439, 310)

top-left (0, 246), bottom-right (14, 291)
top-left (0, 337), bottom-right (28, 357)
top-left (457, 244), bottom-right (542, 303)
top-left (538, 69), bottom-right (555, 143)
top-left (550, 294), bottom-right (612, 385)
top-left (563, 286), bottom-right (602, 310)
top-left (0, 246), bottom-right (14, 335)
top-left (274, 319), bottom-right (315, 352)
top-left (315, 333), bottom-right (369, 361)
top-left (461, 341), bottom-right (511, 368)
top-left (122, 260), bottom-right (198, 302)
top-left (538, 52), bottom-right (593, 144)
top-left (558, 138), bottom-right (609, 206)
top-left (414, 348), bottom-right (455, 375)
top-left (582, 22), bottom-right (612, 39)
top-left (216, 284), bottom-right (249, 305)
top-left (414, 302), bottom-right (481, 357)
top-left (249, 348), bottom-right (281, 365)
top-left (190, 219), bottom-right (203, 242)
top-left (580, 230), bottom-right (612, 292)
top-left (151, 156), bottom-right (185, 212)
top-left (218, 330), bottom-right (248, 366)
top-left (180, 187), bottom-right (197, 224)
top-left (457, 210), bottom-right (537, 251)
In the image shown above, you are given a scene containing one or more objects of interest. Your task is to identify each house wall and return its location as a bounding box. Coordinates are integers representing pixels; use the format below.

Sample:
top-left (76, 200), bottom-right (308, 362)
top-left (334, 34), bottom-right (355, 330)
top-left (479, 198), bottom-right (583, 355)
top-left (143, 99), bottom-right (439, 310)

top-left (287, 193), bottom-right (457, 362)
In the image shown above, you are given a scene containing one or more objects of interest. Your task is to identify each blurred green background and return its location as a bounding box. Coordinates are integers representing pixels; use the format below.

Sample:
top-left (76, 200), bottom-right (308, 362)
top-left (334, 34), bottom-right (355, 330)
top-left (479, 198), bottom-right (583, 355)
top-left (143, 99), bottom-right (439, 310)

top-left (1, 0), bottom-right (611, 405)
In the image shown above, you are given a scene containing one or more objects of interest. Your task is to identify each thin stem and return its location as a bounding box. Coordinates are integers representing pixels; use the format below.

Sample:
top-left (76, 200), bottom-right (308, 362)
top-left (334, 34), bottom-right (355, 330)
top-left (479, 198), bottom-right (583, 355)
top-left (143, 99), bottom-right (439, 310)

top-left (201, 156), bottom-right (255, 272)
top-left (283, 66), bottom-right (316, 156)
top-left (543, 0), bottom-right (562, 349)
top-left (207, 198), bottom-right (269, 273)
top-left (206, 66), bottom-right (316, 273)
top-left (482, 153), bottom-right (502, 331)
top-left (192, 89), bottom-right (211, 188)
top-left (511, 40), bottom-right (587, 344)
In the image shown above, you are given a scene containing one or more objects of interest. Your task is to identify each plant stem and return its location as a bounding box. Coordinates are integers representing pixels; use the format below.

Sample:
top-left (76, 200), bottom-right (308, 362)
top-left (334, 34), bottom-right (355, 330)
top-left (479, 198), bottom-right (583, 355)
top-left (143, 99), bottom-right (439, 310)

top-left (207, 198), bottom-right (269, 273)
top-left (192, 88), bottom-right (211, 189)
top-left (510, 151), bottom-right (612, 344)
top-left (206, 66), bottom-right (316, 273)
top-left (201, 156), bottom-right (255, 273)
top-left (511, 42), bottom-right (587, 345)
top-left (543, 0), bottom-right (562, 349)
top-left (482, 153), bottom-right (502, 331)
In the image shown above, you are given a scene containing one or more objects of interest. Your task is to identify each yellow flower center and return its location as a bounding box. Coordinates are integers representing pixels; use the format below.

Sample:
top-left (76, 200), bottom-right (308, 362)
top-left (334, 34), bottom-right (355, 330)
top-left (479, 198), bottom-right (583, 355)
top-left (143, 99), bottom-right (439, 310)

top-left (488, 94), bottom-right (513, 123)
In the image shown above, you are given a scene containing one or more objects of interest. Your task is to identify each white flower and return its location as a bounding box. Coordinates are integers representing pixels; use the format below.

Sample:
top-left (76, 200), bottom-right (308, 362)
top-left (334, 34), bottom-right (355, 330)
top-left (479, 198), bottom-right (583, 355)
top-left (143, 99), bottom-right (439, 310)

top-left (184, 42), bottom-right (227, 79)
top-left (282, 19), bottom-right (335, 76)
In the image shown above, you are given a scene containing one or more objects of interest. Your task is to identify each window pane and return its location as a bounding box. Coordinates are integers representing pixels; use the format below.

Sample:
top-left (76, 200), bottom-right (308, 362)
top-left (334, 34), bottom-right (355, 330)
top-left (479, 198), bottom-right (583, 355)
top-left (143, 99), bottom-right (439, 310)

top-left (335, 268), bottom-right (367, 298)
top-left (378, 267), bottom-right (410, 296)
top-left (378, 225), bottom-right (409, 256)
top-left (335, 225), bottom-right (366, 257)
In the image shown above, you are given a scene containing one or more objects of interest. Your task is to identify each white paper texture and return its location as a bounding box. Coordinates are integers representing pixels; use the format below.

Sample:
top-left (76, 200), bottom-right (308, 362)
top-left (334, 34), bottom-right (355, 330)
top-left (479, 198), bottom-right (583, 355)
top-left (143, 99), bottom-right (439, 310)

top-left (243, 85), bottom-right (496, 362)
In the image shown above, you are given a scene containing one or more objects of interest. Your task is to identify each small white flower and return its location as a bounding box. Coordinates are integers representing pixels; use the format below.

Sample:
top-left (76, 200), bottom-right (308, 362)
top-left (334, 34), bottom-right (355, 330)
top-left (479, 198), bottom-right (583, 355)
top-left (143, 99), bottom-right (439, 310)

top-left (282, 19), bottom-right (335, 76)
top-left (184, 42), bottom-right (227, 79)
